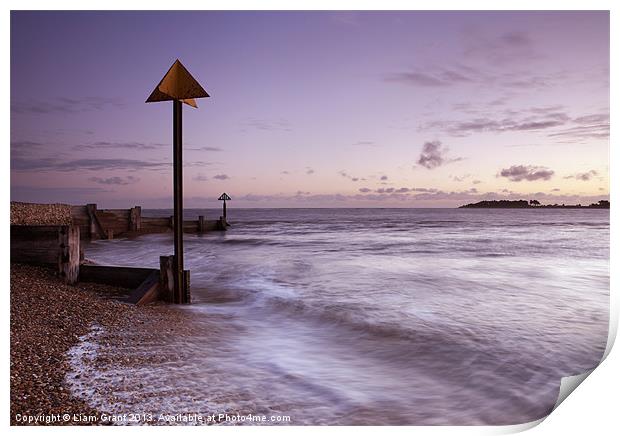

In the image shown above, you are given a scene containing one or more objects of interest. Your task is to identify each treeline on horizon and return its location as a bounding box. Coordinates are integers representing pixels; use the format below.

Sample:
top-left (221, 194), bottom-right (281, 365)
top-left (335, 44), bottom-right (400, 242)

top-left (459, 199), bottom-right (610, 209)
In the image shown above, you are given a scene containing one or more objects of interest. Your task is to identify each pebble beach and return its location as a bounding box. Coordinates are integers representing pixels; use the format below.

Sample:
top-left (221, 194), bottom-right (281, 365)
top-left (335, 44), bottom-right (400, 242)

top-left (10, 263), bottom-right (198, 426)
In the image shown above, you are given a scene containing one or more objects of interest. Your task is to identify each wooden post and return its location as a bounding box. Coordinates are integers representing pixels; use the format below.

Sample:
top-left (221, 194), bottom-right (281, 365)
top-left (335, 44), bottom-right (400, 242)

top-left (222, 199), bottom-right (227, 219)
top-left (218, 216), bottom-right (227, 230)
top-left (172, 99), bottom-right (186, 303)
top-left (129, 206), bottom-right (142, 231)
top-left (58, 225), bottom-right (80, 284)
top-left (107, 229), bottom-right (114, 240)
top-left (183, 270), bottom-right (191, 303)
top-left (169, 215), bottom-right (174, 229)
top-left (86, 203), bottom-right (98, 240)
top-left (198, 215), bottom-right (205, 232)
top-left (146, 60), bottom-right (208, 305)
top-left (159, 255), bottom-right (175, 303)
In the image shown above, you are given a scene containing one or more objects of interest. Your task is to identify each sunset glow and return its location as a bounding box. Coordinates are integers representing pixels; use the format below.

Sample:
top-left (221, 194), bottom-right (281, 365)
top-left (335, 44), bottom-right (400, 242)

top-left (11, 11), bottom-right (609, 207)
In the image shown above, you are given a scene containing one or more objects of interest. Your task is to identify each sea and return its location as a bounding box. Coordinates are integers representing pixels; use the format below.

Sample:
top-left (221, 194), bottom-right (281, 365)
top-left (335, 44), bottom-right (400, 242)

top-left (72, 208), bottom-right (610, 425)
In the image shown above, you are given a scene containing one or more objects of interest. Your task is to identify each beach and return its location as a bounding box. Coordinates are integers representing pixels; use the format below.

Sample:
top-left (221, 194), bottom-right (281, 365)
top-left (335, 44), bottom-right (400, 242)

top-left (8, 206), bottom-right (610, 425)
top-left (10, 263), bottom-right (204, 425)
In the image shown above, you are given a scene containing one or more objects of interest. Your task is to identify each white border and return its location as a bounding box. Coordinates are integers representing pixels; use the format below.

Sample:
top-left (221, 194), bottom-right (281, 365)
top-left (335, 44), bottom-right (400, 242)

top-left (3, 1), bottom-right (616, 435)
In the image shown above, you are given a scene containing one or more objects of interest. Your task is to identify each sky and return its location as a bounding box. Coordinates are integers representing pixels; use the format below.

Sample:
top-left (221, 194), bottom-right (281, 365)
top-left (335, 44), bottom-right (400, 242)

top-left (10, 11), bottom-right (609, 208)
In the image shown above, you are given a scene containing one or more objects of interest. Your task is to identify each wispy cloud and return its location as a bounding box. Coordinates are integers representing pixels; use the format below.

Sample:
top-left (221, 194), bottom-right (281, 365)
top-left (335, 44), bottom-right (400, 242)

top-left (451, 174), bottom-right (471, 182)
top-left (547, 113), bottom-right (609, 141)
top-left (74, 141), bottom-right (164, 151)
top-left (462, 30), bottom-right (541, 65)
top-left (306, 167), bottom-right (315, 175)
top-left (499, 165), bottom-right (554, 182)
top-left (352, 140), bottom-right (377, 146)
top-left (213, 174), bottom-right (230, 180)
top-left (242, 118), bottom-right (292, 132)
top-left (11, 96), bottom-right (126, 115)
top-left (339, 171), bottom-right (360, 182)
top-left (12, 157), bottom-right (171, 172)
top-left (89, 176), bottom-right (140, 185)
top-left (186, 146), bottom-right (224, 152)
top-left (384, 69), bottom-right (474, 87)
top-left (422, 109), bottom-right (607, 140)
top-left (564, 170), bottom-right (599, 181)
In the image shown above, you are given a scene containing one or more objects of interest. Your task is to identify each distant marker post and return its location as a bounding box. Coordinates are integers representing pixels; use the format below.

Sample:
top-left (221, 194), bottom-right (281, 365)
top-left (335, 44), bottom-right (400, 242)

top-left (218, 193), bottom-right (231, 220)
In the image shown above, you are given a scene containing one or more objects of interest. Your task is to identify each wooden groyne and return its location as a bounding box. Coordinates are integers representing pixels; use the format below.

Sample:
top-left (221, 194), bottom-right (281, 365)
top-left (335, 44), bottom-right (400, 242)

top-left (11, 224), bottom-right (82, 284)
top-left (10, 201), bottom-right (231, 305)
top-left (71, 204), bottom-right (227, 240)
top-left (11, 224), bottom-right (192, 305)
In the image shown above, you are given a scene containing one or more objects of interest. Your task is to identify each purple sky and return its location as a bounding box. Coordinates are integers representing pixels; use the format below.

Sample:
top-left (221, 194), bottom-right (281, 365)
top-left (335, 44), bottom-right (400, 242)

top-left (11, 11), bottom-right (609, 208)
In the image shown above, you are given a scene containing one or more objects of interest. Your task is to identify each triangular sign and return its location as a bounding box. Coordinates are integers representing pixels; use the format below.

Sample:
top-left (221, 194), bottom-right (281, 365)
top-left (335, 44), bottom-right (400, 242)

top-left (218, 193), bottom-right (231, 201)
top-left (146, 59), bottom-right (210, 108)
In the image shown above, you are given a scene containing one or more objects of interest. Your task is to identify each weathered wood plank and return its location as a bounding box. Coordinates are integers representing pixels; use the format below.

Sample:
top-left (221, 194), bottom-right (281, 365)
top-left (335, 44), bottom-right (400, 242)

top-left (127, 270), bottom-right (161, 305)
top-left (79, 264), bottom-right (155, 288)
top-left (58, 225), bottom-right (80, 284)
top-left (159, 255), bottom-right (174, 303)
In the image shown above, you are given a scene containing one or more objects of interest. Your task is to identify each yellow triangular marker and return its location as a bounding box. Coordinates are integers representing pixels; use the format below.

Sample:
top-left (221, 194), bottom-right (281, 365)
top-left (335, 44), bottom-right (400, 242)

top-left (146, 60), bottom-right (209, 108)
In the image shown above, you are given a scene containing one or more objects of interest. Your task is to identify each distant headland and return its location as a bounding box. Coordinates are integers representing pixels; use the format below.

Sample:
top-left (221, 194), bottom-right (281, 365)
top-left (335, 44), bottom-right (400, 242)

top-left (459, 200), bottom-right (610, 209)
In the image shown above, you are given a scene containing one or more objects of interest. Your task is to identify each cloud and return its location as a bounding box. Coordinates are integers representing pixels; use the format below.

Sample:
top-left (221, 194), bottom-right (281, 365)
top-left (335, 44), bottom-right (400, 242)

top-left (565, 170), bottom-right (598, 181)
top-left (11, 140), bottom-right (44, 148)
top-left (380, 175), bottom-right (388, 181)
top-left (213, 174), bottom-right (229, 180)
top-left (193, 174), bottom-right (209, 182)
top-left (384, 69), bottom-right (475, 87)
top-left (186, 146), bottom-right (223, 152)
top-left (384, 59), bottom-right (555, 92)
top-left (89, 176), bottom-right (140, 185)
top-left (417, 141), bottom-right (462, 169)
top-left (11, 140), bottom-right (46, 157)
top-left (462, 30), bottom-right (540, 65)
top-left (11, 185), bottom-right (112, 203)
top-left (547, 113), bottom-right (609, 141)
top-left (339, 171), bottom-right (360, 182)
top-left (11, 96), bottom-right (126, 115)
top-left (280, 170), bottom-right (290, 175)
top-left (74, 141), bottom-right (163, 151)
top-left (195, 187), bottom-right (607, 208)
top-left (424, 116), bottom-right (567, 136)
top-left (499, 165), bottom-right (555, 182)
top-left (452, 174), bottom-right (471, 182)
top-left (242, 118), bottom-right (292, 132)
top-left (500, 31), bottom-right (532, 47)
top-left (306, 167), bottom-right (315, 175)
top-left (12, 157), bottom-right (171, 172)
top-left (573, 113), bottom-right (609, 124)
top-left (352, 140), bottom-right (376, 146)
top-left (422, 109), bottom-right (607, 139)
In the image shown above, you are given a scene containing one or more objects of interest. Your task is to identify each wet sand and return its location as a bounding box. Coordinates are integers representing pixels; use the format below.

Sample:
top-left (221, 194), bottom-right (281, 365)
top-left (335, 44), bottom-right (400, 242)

top-left (10, 263), bottom-right (201, 426)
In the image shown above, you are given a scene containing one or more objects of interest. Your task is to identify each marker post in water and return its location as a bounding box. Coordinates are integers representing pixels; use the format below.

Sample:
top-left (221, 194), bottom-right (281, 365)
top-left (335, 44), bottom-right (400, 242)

top-left (146, 60), bottom-right (210, 303)
top-left (218, 193), bottom-right (231, 220)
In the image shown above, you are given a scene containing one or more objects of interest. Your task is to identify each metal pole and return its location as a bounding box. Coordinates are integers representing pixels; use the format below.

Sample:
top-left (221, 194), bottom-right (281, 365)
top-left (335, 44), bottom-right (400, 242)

top-left (223, 199), bottom-right (227, 219)
top-left (173, 100), bottom-right (184, 303)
